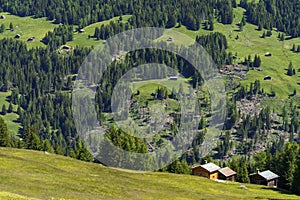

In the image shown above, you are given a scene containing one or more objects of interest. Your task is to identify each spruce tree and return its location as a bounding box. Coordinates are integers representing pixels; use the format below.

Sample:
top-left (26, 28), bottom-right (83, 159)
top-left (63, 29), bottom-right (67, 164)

top-left (1, 104), bottom-right (6, 115)
top-left (0, 117), bottom-right (9, 147)
top-left (287, 62), bottom-right (294, 76)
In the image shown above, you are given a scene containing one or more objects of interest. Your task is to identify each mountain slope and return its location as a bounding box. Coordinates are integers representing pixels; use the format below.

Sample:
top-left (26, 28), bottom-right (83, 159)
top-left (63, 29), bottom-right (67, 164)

top-left (0, 148), bottom-right (299, 200)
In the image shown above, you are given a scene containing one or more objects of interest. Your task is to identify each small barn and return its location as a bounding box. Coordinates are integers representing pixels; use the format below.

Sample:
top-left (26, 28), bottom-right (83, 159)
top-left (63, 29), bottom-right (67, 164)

top-left (167, 37), bottom-right (174, 42)
top-left (218, 167), bottom-right (237, 181)
top-left (265, 52), bottom-right (272, 57)
top-left (264, 75), bottom-right (272, 80)
top-left (14, 34), bottom-right (21, 39)
top-left (169, 76), bottom-right (178, 81)
top-left (62, 45), bottom-right (72, 51)
top-left (249, 170), bottom-right (279, 187)
top-left (192, 162), bottom-right (220, 180)
top-left (0, 15), bottom-right (5, 19)
top-left (79, 29), bottom-right (85, 33)
top-left (27, 37), bottom-right (35, 42)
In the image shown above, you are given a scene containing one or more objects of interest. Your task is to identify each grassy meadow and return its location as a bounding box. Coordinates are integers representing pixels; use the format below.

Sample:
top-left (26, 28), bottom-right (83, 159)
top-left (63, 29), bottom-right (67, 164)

top-left (66, 15), bottom-right (131, 47)
top-left (0, 91), bottom-right (21, 136)
top-left (1, 9), bottom-right (299, 97)
top-left (169, 7), bottom-right (300, 98)
top-left (0, 12), bottom-right (58, 48)
top-left (0, 148), bottom-right (299, 200)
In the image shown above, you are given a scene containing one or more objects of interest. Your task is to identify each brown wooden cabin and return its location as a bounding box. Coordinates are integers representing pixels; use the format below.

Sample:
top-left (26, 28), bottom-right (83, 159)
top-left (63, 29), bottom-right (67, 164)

top-left (249, 170), bottom-right (279, 187)
top-left (192, 162), bottom-right (220, 181)
top-left (218, 167), bottom-right (237, 181)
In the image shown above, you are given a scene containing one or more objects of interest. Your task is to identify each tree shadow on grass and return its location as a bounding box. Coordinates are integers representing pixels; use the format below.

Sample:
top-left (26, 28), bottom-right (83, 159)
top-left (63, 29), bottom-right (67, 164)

top-left (260, 187), bottom-right (299, 196)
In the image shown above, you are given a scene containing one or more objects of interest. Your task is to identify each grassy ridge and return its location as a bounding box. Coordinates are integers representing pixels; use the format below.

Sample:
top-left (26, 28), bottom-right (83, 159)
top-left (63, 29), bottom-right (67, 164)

top-left (0, 148), bottom-right (299, 200)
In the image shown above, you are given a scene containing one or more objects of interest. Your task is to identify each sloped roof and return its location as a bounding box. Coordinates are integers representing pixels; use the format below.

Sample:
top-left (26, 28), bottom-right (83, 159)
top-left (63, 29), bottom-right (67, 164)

top-left (199, 163), bottom-right (221, 173)
top-left (258, 170), bottom-right (279, 181)
top-left (218, 167), bottom-right (236, 177)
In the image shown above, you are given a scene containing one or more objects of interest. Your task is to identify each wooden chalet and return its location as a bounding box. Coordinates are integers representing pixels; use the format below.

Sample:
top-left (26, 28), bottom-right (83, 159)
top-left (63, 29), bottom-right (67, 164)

top-left (167, 37), bottom-right (174, 42)
top-left (192, 162), bottom-right (220, 180)
top-left (249, 170), bottom-right (279, 187)
top-left (218, 167), bottom-right (237, 181)
top-left (265, 52), bottom-right (272, 57)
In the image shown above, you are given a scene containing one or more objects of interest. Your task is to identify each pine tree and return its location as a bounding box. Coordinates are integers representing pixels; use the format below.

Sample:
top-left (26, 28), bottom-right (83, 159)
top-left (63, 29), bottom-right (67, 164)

top-left (279, 143), bottom-right (299, 190)
top-left (287, 61), bottom-right (294, 76)
top-left (0, 24), bottom-right (5, 33)
top-left (0, 117), bottom-right (9, 147)
top-left (292, 44), bottom-right (296, 52)
top-left (77, 146), bottom-right (93, 162)
top-left (1, 104), bottom-right (6, 115)
top-left (292, 147), bottom-right (300, 194)
top-left (9, 22), bottom-right (13, 30)
top-left (7, 103), bottom-right (13, 113)
top-left (253, 55), bottom-right (261, 67)
top-left (42, 140), bottom-right (54, 153)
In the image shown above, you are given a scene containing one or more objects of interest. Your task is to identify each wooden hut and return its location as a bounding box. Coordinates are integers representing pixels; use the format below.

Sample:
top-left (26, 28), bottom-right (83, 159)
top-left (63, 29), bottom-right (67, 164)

top-left (265, 52), bottom-right (272, 57)
top-left (218, 167), bottom-right (237, 181)
top-left (249, 170), bottom-right (279, 187)
top-left (167, 37), bottom-right (174, 42)
top-left (192, 162), bottom-right (220, 180)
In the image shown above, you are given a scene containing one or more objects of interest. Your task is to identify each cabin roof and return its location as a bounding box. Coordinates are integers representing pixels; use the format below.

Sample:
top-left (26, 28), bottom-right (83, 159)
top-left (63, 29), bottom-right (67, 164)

top-left (218, 167), bottom-right (236, 177)
top-left (199, 162), bottom-right (221, 173)
top-left (258, 170), bottom-right (279, 181)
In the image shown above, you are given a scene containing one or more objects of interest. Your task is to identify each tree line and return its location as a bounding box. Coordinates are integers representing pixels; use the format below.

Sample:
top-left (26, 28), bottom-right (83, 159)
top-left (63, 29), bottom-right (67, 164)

top-left (0, 0), bottom-right (235, 30)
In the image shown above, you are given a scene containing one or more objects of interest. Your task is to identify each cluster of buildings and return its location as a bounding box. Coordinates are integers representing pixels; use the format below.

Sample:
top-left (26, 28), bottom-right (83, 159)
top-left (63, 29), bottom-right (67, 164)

top-left (192, 162), bottom-right (279, 187)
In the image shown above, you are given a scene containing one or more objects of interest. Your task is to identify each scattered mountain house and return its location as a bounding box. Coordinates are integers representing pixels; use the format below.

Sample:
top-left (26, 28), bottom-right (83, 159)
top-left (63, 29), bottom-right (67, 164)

top-left (192, 162), bottom-right (220, 181)
top-left (62, 45), bottom-right (72, 51)
top-left (27, 37), bottom-right (35, 42)
top-left (167, 37), bottom-right (174, 42)
top-left (14, 34), bottom-right (21, 39)
top-left (0, 15), bottom-right (5, 19)
top-left (79, 29), bottom-right (85, 33)
top-left (249, 170), bottom-right (279, 187)
top-left (264, 75), bottom-right (272, 80)
top-left (169, 76), bottom-right (178, 81)
top-left (218, 167), bottom-right (237, 182)
top-left (265, 52), bottom-right (272, 57)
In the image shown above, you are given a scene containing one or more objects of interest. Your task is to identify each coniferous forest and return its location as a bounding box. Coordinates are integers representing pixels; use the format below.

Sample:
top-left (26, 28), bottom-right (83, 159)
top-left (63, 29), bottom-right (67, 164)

top-left (0, 0), bottom-right (300, 197)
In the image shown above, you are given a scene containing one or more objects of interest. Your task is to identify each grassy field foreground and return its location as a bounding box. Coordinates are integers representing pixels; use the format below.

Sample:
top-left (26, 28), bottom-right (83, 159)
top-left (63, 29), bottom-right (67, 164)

top-left (0, 148), bottom-right (299, 200)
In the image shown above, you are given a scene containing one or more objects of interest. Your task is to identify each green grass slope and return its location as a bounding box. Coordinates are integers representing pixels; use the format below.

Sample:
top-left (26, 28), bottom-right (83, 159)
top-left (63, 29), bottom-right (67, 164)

top-left (168, 7), bottom-right (300, 98)
top-left (0, 12), bottom-right (58, 48)
top-left (0, 92), bottom-right (21, 136)
top-left (0, 148), bottom-right (299, 200)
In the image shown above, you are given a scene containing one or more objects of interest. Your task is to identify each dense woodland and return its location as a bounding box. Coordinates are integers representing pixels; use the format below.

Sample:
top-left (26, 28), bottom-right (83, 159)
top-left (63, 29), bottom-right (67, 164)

top-left (0, 0), bottom-right (300, 196)
top-left (0, 0), bottom-right (234, 30)
top-left (240, 0), bottom-right (300, 37)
